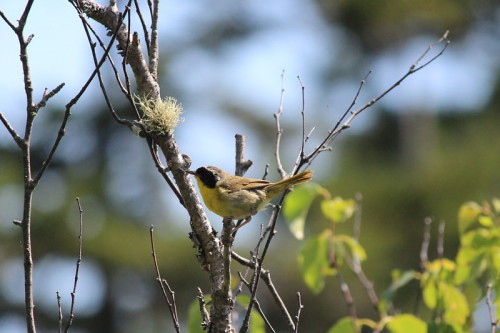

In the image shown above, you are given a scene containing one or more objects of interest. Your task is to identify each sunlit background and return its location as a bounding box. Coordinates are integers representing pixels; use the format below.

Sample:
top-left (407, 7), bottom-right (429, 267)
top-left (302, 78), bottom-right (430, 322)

top-left (1, 0), bottom-right (499, 332)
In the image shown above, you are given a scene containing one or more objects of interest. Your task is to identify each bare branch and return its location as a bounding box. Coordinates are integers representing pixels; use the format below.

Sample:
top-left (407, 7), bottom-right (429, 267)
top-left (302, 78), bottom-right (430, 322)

top-left (294, 292), bottom-right (303, 333)
top-left (235, 134), bottom-right (253, 176)
top-left (237, 272), bottom-right (276, 333)
top-left (337, 272), bottom-right (357, 319)
top-left (0, 113), bottom-right (24, 148)
top-left (274, 70), bottom-right (287, 178)
top-left (77, 0), bottom-right (160, 98)
top-left (297, 76), bottom-right (306, 163)
top-left (33, 83), bottom-right (65, 112)
top-left (2, 3), bottom-right (43, 331)
top-left (197, 287), bottom-right (210, 330)
top-left (56, 291), bottom-right (63, 333)
top-left (241, 203), bottom-right (284, 332)
top-left (221, 217), bottom-right (234, 323)
top-left (63, 197), bottom-right (84, 332)
top-left (148, 0), bottom-right (160, 79)
top-left (0, 10), bottom-right (17, 31)
top-left (437, 220), bottom-right (445, 259)
top-left (353, 193), bottom-right (363, 241)
top-left (17, 1), bottom-right (35, 29)
top-left (486, 284), bottom-right (498, 333)
top-left (133, 0), bottom-right (151, 56)
top-left (420, 217), bottom-right (432, 271)
top-left (303, 31), bottom-right (450, 166)
top-left (149, 226), bottom-right (181, 332)
top-left (232, 249), bottom-right (296, 331)
top-left (414, 217), bottom-right (433, 315)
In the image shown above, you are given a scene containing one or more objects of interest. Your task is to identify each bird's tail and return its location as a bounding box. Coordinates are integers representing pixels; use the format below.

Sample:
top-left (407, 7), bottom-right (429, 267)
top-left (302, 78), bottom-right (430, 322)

top-left (265, 170), bottom-right (313, 198)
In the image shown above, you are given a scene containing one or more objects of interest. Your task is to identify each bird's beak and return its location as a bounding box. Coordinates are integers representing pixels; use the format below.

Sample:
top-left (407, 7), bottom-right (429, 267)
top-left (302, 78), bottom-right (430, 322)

top-left (183, 169), bottom-right (196, 175)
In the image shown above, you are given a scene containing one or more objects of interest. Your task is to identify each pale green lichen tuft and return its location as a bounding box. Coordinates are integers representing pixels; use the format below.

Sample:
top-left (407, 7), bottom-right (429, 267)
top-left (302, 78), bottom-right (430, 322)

top-left (136, 95), bottom-right (184, 135)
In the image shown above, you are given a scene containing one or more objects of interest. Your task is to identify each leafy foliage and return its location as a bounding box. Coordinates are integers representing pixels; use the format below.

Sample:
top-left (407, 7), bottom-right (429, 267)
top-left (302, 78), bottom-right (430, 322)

top-left (285, 192), bottom-right (500, 332)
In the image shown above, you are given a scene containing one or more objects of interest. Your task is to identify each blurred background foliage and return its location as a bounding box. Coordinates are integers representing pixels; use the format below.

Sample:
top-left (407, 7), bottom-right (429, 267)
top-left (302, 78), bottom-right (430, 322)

top-left (0, 0), bottom-right (499, 332)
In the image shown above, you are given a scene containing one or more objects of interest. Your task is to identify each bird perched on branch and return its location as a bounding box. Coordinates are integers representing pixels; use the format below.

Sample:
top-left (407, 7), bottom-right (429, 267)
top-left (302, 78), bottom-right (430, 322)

top-left (186, 166), bottom-right (312, 230)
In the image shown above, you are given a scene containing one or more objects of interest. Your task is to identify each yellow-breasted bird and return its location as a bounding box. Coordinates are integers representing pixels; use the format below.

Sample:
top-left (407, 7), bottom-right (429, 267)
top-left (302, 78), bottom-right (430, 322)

top-left (186, 166), bottom-right (312, 229)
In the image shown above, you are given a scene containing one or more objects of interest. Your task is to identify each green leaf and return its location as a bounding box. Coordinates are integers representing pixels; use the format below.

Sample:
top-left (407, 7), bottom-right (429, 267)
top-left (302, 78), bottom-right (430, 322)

top-left (327, 317), bottom-right (358, 333)
top-left (382, 270), bottom-right (417, 302)
top-left (458, 201), bottom-right (482, 234)
top-left (236, 294), bottom-right (266, 333)
top-left (334, 235), bottom-right (367, 261)
top-left (478, 215), bottom-right (494, 227)
top-left (298, 230), bottom-right (335, 294)
top-left (237, 294), bottom-right (250, 307)
top-left (250, 309), bottom-right (265, 333)
top-left (321, 197), bottom-right (356, 224)
top-left (423, 282), bottom-right (437, 309)
top-left (427, 322), bottom-right (456, 333)
top-left (441, 283), bottom-right (469, 327)
top-left (283, 183), bottom-right (324, 239)
top-left (492, 198), bottom-right (500, 214)
top-left (386, 314), bottom-right (426, 333)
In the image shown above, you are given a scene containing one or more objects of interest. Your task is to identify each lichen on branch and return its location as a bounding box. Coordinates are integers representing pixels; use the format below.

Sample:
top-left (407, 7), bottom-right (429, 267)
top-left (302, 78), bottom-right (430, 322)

top-left (136, 95), bottom-right (184, 135)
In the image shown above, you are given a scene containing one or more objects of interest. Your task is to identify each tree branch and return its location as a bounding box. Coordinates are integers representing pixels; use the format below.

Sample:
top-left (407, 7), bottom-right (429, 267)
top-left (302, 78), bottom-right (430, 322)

top-left (302, 30), bottom-right (450, 167)
top-left (63, 198), bottom-right (84, 333)
top-left (150, 226), bottom-right (181, 332)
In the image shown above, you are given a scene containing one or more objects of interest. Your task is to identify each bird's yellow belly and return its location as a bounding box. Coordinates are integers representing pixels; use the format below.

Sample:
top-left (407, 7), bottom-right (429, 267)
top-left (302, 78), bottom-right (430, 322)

top-left (198, 183), bottom-right (267, 220)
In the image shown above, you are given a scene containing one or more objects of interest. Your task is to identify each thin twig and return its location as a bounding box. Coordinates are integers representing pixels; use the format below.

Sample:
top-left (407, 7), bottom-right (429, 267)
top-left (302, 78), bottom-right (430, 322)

top-left (437, 220), bottom-right (445, 259)
top-left (133, 0), bottom-right (151, 56)
top-left (294, 292), bottom-right (303, 333)
top-left (341, 193), bottom-right (380, 314)
top-left (32, 3), bottom-right (133, 189)
top-left (345, 253), bottom-right (379, 314)
top-left (197, 287), bottom-right (210, 330)
top-left (337, 272), bottom-right (357, 319)
top-left (56, 291), bottom-right (63, 333)
top-left (235, 134), bottom-right (253, 176)
top-left (71, 0), bottom-right (135, 127)
top-left (302, 31), bottom-right (450, 167)
top-left (297, 76), bottom-right (306, 163)
top-left (420, 217), bottom-right (432, 270)
top-left (0, 10), bottom-right (17, 31)
top-left (33, 83), bottom-right (66, 112)
top-left (274, 69), bottom-right (287, 178)
top-left (148, 0), bottom-right (160, 79)
top-left (114, 6), bottom-right (179, 208)
top-left (237, 272), bottom-right (276, 333)
top-left (414, 217), bottom-right (432, 315)
top-left (353, 193), bottom-right (363, 241)
top-left (64, 197), bottom-right (84, 332)
top-left (3, 3), bottom-right (39, 332)
top-left (486, 284), bottom-right (497, 333)
top-left (0, 113), bottom-right (24, 147)
top-left (73, 5), bottom-right (129, 95)
top-left (238, 206), bottom-right (297, 332)
top-left (149, 226), bottom-right (181, 332)
top-left (74, 1), bottom-right (185, 206)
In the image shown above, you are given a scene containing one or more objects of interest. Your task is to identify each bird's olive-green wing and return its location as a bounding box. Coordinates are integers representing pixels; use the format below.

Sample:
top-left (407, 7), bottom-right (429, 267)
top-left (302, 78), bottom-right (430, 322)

top-left (219, 176), bottom-right (270, 193)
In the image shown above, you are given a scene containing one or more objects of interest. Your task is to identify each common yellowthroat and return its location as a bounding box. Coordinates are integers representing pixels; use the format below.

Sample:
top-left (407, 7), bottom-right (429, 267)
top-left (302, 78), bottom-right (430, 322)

top-left (186, 166), bottom-right (312, 227)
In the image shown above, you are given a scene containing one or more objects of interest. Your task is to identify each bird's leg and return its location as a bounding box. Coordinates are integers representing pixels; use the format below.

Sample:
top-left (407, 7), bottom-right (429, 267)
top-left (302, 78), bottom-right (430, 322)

top-left (231, 216), bottom-right (252, 234)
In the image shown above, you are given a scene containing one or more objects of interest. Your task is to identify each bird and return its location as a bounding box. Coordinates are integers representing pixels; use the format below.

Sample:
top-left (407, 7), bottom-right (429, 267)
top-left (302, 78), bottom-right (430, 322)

top-left (186, 166), bottom-right (312, 230)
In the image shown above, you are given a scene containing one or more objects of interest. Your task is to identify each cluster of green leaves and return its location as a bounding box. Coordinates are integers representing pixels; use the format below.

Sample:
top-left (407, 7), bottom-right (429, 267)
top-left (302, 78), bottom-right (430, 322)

top-left (284, 186), bottom-right (500, 333)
